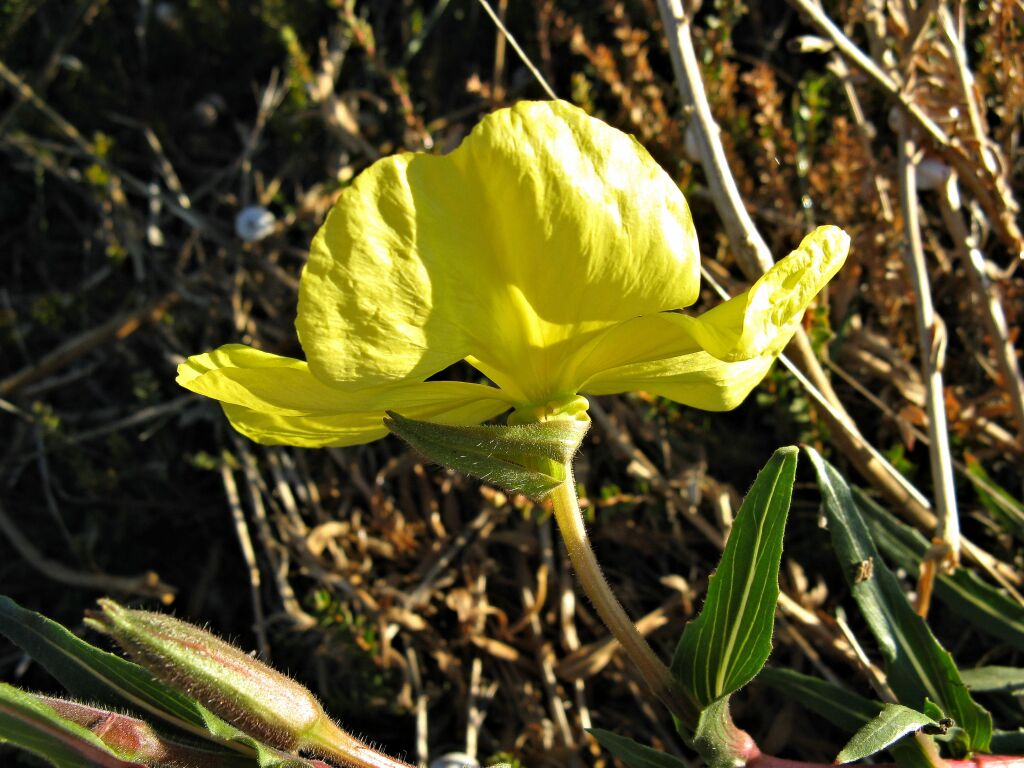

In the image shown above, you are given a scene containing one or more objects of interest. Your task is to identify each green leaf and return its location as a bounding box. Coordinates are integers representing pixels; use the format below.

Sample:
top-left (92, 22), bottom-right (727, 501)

top-left (672, 447), bottom-right (797, 706)
top-left (0, 596), bottom-right (332, 768)
top-left (855, 490), bottom-right (1024, 653)
top-left (588, 728), bottom-right (688, 768)
top-left (805, 449), bottom-right (993, 753)
top-left (757, 669), bottom-right (941, 768)
top-left (757, 668), bottom-right (881, 732)
top-left (0, 595), bottom-right (214, 733)
top-left (0, 683), bottom-right (144, 768)
top-left (835, 704), bottom-right (938, 763)
top-left (384, 411), bottom-right (589, 501)
top-left (959, 667), bottom-right (1024, 695)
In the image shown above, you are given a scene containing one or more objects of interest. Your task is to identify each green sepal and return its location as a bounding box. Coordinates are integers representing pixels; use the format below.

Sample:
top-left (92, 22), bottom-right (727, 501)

top-left (384, 411), bottom-right (589, 501)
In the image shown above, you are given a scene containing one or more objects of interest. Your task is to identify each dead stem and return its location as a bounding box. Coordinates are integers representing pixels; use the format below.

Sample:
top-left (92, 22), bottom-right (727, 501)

top-left (897, 126), bottom-right (961, 570)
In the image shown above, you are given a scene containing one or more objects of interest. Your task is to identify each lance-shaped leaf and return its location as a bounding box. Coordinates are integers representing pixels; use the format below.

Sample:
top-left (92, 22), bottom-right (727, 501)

top-left (805, 448), bottom-right (992, 753)
top-left (835, 704), bottom-right (939, 764)
top-left (385, 410), bottom-right (589, 500)
top-left (758, 669), bottom-right (941, 768)
top-left (0, 683), bottom-right (145, 768)
top-left (589, 728), bottom-right (689, 768)
top-left (672, 447), bottom-right (797, 707)
top-left (855, 489), bottom-right (1024, 653)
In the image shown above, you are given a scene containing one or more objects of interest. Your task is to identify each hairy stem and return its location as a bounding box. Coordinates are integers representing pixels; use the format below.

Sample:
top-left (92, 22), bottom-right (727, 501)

top-left (304, 718), bottom-right (414, 768)
top-left (548, 471), bottom-right (698, 726)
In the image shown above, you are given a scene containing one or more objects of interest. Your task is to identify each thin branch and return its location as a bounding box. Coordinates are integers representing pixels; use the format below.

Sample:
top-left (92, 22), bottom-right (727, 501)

top-left (474, 0), bottom-right (557, 100)
top-left (655, 0), bottom-right (773, 277)
top-left (0, 499), bottom-right (175, 601)
top-left (657, 0), bottom-right (963, 534)
top-left (219, 461), bottom-right (271, 660)
top-left (700, 267), bottom-right (1021, 590)
top-left (897, 128), bottom-right (960, 567)
top-left (0, 291), bottom-right (179, 397)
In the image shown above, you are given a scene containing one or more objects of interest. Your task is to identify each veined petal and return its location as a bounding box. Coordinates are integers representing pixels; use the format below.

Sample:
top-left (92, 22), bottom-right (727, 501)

top-left (567, 312), bottom-right (704, 388)
top-left (298, 100), bottom-right (700, 403)
top-left (582, 351), bottom-right (775, 411)
top-left (221, 391), bottom-right (512, 448)
top-left (579, 225), bottom-right (848, 409)
top-left (178, 345), bottom-right (354, 415)
top-left (177, 344), bottom-right (513, 447)
top-left (678, 225), bottom-right (849, 362)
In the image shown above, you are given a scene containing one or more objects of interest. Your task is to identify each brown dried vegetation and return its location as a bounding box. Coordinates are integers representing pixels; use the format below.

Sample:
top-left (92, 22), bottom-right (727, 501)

top-left (0, 1), bottom-right (1022, 765)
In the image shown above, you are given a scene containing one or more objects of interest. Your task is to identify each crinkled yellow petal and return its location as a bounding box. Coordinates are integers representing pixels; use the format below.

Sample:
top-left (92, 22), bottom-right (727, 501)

top-left (176, 344), bottom-right (513, 447)
top-left (298, 99), bottom-right (700, 405)
top-left (678, 225), bottom-right (849, 362)
top-left (579, 225), bottom-right (849, 409)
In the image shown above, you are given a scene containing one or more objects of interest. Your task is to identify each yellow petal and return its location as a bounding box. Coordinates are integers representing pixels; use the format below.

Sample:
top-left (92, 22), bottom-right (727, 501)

top-left (568, 312), bottom-right (704, 387)
top-left (220, 390), bottom-right (512, 448)
top-left (298, 100), bottom-right (700, 404)
top-left (177, 344), bottom-right (513, 447)
top-left (177, 345), bottom-right (351, 415)
top-left (582, 350), bottom-right (775, 411)
top-left (679, 225), bottom-right (849, 362)
top-left (579, 225), bottom-right (848, 410)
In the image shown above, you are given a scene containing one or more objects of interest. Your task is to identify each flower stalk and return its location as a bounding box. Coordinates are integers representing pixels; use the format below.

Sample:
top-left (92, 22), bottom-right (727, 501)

top-left (303, 718), bottom-right (413, 768)
top-left (548, 469), bottom-right (700, 726)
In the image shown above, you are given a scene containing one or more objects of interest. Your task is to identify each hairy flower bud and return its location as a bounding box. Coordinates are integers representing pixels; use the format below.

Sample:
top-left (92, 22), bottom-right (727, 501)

top-left (85, 599), bottom-right (323, 751)
top-left (39, 696), bottom-right (236, 768)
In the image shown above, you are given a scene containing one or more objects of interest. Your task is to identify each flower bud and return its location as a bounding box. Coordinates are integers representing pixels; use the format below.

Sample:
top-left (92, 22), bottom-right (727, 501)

top-left (38, 696), bottom-right (234, 768)
top-left (85, 599), bottom-right (323, 751)
top-left (384, 409), bottom-right (589, 501)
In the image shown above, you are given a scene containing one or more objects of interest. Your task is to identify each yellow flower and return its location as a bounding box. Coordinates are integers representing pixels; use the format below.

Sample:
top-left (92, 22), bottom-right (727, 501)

top-left (177, 101), bottom-right (848, 448)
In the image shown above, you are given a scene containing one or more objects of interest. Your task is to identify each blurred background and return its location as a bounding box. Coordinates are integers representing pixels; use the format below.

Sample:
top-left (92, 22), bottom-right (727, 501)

top-left (1, 1), bottom-right (1022, 765)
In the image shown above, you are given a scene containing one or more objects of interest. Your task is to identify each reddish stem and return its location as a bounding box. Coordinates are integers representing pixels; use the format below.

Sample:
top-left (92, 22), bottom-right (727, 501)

top-left (747, 754), bottom-right (1024, 768)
